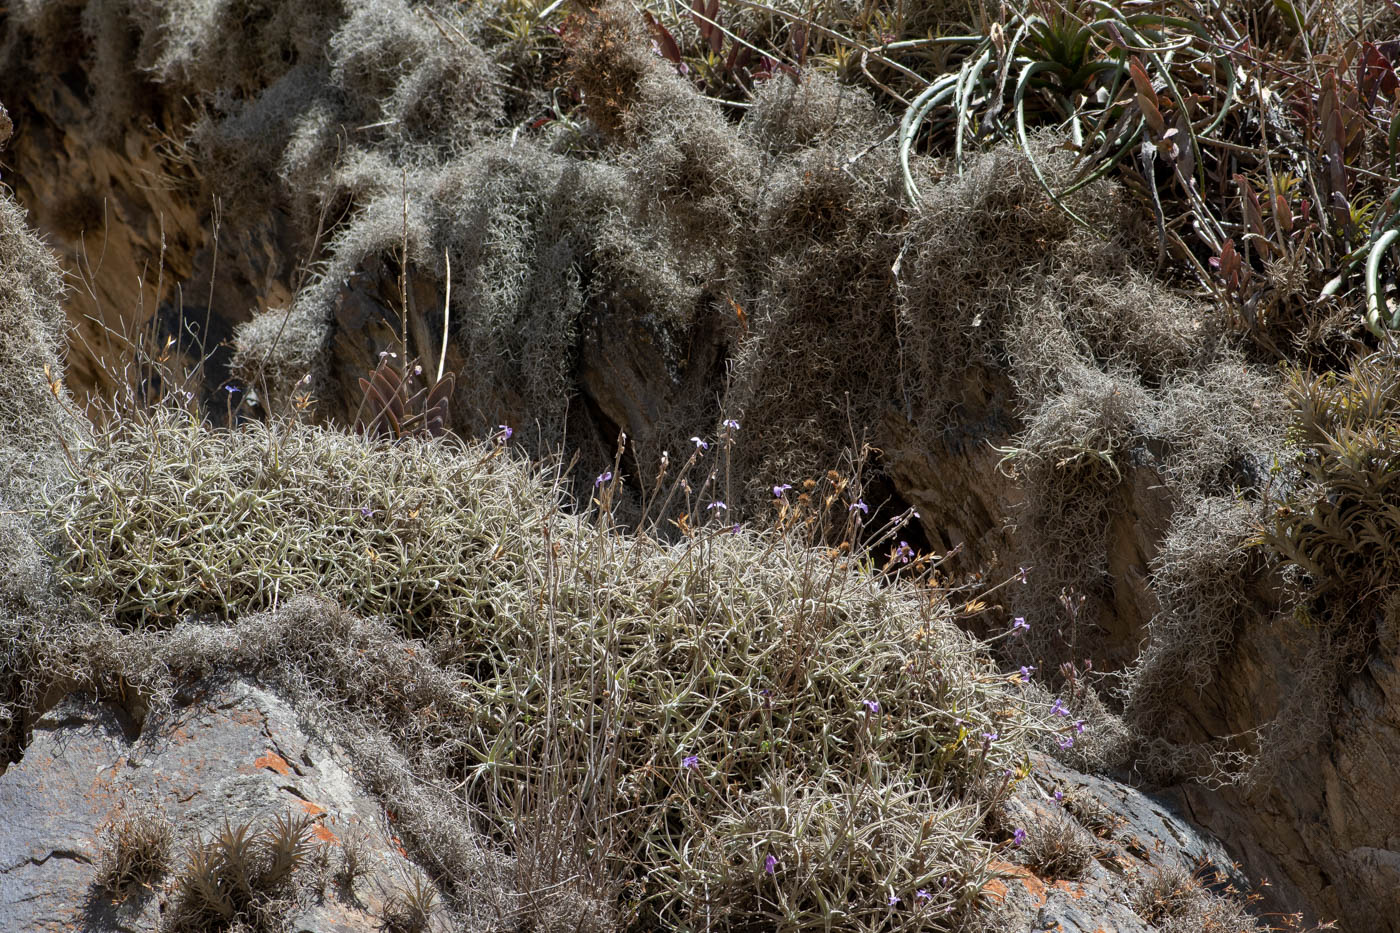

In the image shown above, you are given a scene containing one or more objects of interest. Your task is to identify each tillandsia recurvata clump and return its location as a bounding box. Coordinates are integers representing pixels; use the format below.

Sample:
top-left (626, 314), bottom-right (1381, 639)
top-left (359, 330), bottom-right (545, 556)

top-left (168, 812), bottom-right (315, 930)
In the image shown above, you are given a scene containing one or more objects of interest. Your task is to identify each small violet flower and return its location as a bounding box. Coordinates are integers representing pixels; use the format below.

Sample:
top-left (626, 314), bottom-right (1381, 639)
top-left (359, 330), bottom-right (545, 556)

top-left (1017, 566), bottom-right (1029, 584)
top-left (722, 419), bottom-right (740, 431)
top-left (690, 436), bottom-right (709, 451)
top-left (1073, 720), bottom-right (1086, 734)
top-left (1020, 665), bottom-right (1035, 683)
top-left (916, 889), bottom-right (931, 903)
top-left (1054, 790), bottom-right (1064, 801)
top-left (863, 699), bottom-right (880, 714)
top-left (1058, 735), bottom-right (1075, 749)
top-left (850, 500), bottom-right (869, 515)
top-left (707, 501), bottom-right (727, 511)
top-left (1012, 828), bottom-right (1026, 847)
top-left (1011, 616), bottom-right (1029, 634)
top-left (682, 755), bottom-right (700, 770)
top-left (1050, 698), bottom-right (1069, 717)
top-left (595, 471), bottom-right (613, 488)
top-left (887, 893), bottom-right (900, 907)
top-left (772, 483), bottom-right (793, 497)
top-left (981, 731), bottom-right (998, 744)
top-left (764, 854), bottom-right (778, 875)
top-left (224, 385), bottom-right (239, 394)
top-left (497, 424), bottom-right (513, 442)
top-left (360, 507), bottom-right (375, 519)
top-left (894, 541), bottom-right (914, 564)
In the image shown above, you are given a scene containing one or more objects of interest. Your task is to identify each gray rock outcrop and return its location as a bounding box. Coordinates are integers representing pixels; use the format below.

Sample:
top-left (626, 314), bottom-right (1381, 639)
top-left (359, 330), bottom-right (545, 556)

top-left (0, 679), bottom-right (437, 932)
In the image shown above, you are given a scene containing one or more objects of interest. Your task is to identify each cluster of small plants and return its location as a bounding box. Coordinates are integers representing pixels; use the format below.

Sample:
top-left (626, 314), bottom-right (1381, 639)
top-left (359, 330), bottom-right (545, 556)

top-left (1010, 809), bottom-right (1094, 881)
top-left (95, 807), bottom-right (175, 900)
top-left (380, 872), bottom-right (440, 933)
top-left (45, 406), bottom-right (1070, 931)
top-left (1129, 862), bottom-right (1267, 933)
top-left (168, 812), bottom-right (315, 929)
top-left (1263, 349), bottom-right (1400, 618)
top-left (608, 0), bottom-right (1400, 358)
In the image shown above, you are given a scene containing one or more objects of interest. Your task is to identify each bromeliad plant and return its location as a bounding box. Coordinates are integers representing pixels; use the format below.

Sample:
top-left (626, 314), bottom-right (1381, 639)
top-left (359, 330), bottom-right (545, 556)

top-left (352, 354), bottom-right (455, 442)
top-left (890, 0), bottom-right (1400, 355)
top-left (625, 0), bottom-right (1400, 355)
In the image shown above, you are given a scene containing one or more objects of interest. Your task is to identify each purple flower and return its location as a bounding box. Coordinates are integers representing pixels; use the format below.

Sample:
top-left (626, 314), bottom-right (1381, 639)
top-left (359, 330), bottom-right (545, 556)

top-left (1054, 790), bottom-right (1064, 801)
top-left (224, 385), bottom-right (239, 394)
top-left (707, 501), bottom-right (727, 511)
top-left (916, 889), bottom-right (931, 902)
top-left (1050, 698), bottom-right (1068, 717)
top-left (497, 424), bottom-right (513, 442)
top-left (690, 436), bottom-right (709, 451)
top-left (981, 731), bottom-right (998, 744)
top-left (1058, 735), bottom-right (1075, 749)
top-left (1073, 719), bottom-right (1086, 734)
top-left (682, 755), bottom-right (700, 770)
top-left (850, 500), bottom-right (869, 514)
top-left (863, 699), bottom-right (880, 714)
top-left (764, 854), bottom-right (777, 875)
top-left (894, 541), bottom-right (913, 564)
top-left (1020, 665), bottom-right (1035, 683)
top-left (1017, 566), bottom-right (1029, 584)
top-left (722, 419), bottom-right (740, 430)
top-left (731, 523), bottom-right (742, 534)
top-left (360, 507), bottom-right (375, 518)
top-left (595, 471), bottom-right (613, 488)
top-left (1012, 828), bottom-right (1026, 847)
top-left (887, 892), bottom-right (900, 907)
top-left (772, 484), bottom-right (792, 497)
top-left (1011, 616), bottom-right (1029, 634)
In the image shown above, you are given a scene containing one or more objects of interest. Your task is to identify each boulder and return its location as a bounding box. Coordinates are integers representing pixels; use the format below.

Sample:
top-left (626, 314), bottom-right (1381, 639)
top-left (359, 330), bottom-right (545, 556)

top-left (986, 752), bottom-right (1259, 933)
top-left (0, 679), bottom-right (437, 932)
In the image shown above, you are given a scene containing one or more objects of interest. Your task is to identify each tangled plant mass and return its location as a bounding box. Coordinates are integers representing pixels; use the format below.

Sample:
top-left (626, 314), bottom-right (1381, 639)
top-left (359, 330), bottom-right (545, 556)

top-left (32, 407), bottom-right (1080, 929)
top-left (4, 0), bottom-right (1400, 927)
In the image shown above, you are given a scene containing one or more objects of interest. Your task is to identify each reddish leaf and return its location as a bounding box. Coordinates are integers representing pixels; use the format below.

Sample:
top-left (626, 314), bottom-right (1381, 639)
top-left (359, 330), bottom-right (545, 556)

top-left (790, 25), bottom-right (808, 66)
top-left (1129, 57), bottom-right (1166, 136)
top-left (424, 373), bottom-right (454, 438)
top-left (725, 35), bottom-right (743, 74)
top-left (1234, 174), bottom-right (1270, 254)
top-left (644, 11), bottom-right (684, 65)
top-left (690, 0), bottom-right (709, 41)
top-left (1274, 192), bottom-right (1294, 233)
top-left (1359, 43), bottom-right (1397, 106)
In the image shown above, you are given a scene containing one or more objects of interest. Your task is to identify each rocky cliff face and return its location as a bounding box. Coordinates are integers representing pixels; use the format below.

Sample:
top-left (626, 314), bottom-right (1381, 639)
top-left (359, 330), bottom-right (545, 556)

top-left (1, 0), bottom-right (1397, 928)
top-left (0, 681), bottom-right (434, 932)
top-left (0, 676), bottom-right (1265, 933)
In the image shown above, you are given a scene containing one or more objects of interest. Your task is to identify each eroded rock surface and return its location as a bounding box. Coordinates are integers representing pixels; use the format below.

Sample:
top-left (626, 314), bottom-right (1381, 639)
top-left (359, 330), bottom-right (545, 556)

top-left (985, 751), bottom-right (1258, 933)
top-left (0, 679), bottom-right (432, 932)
